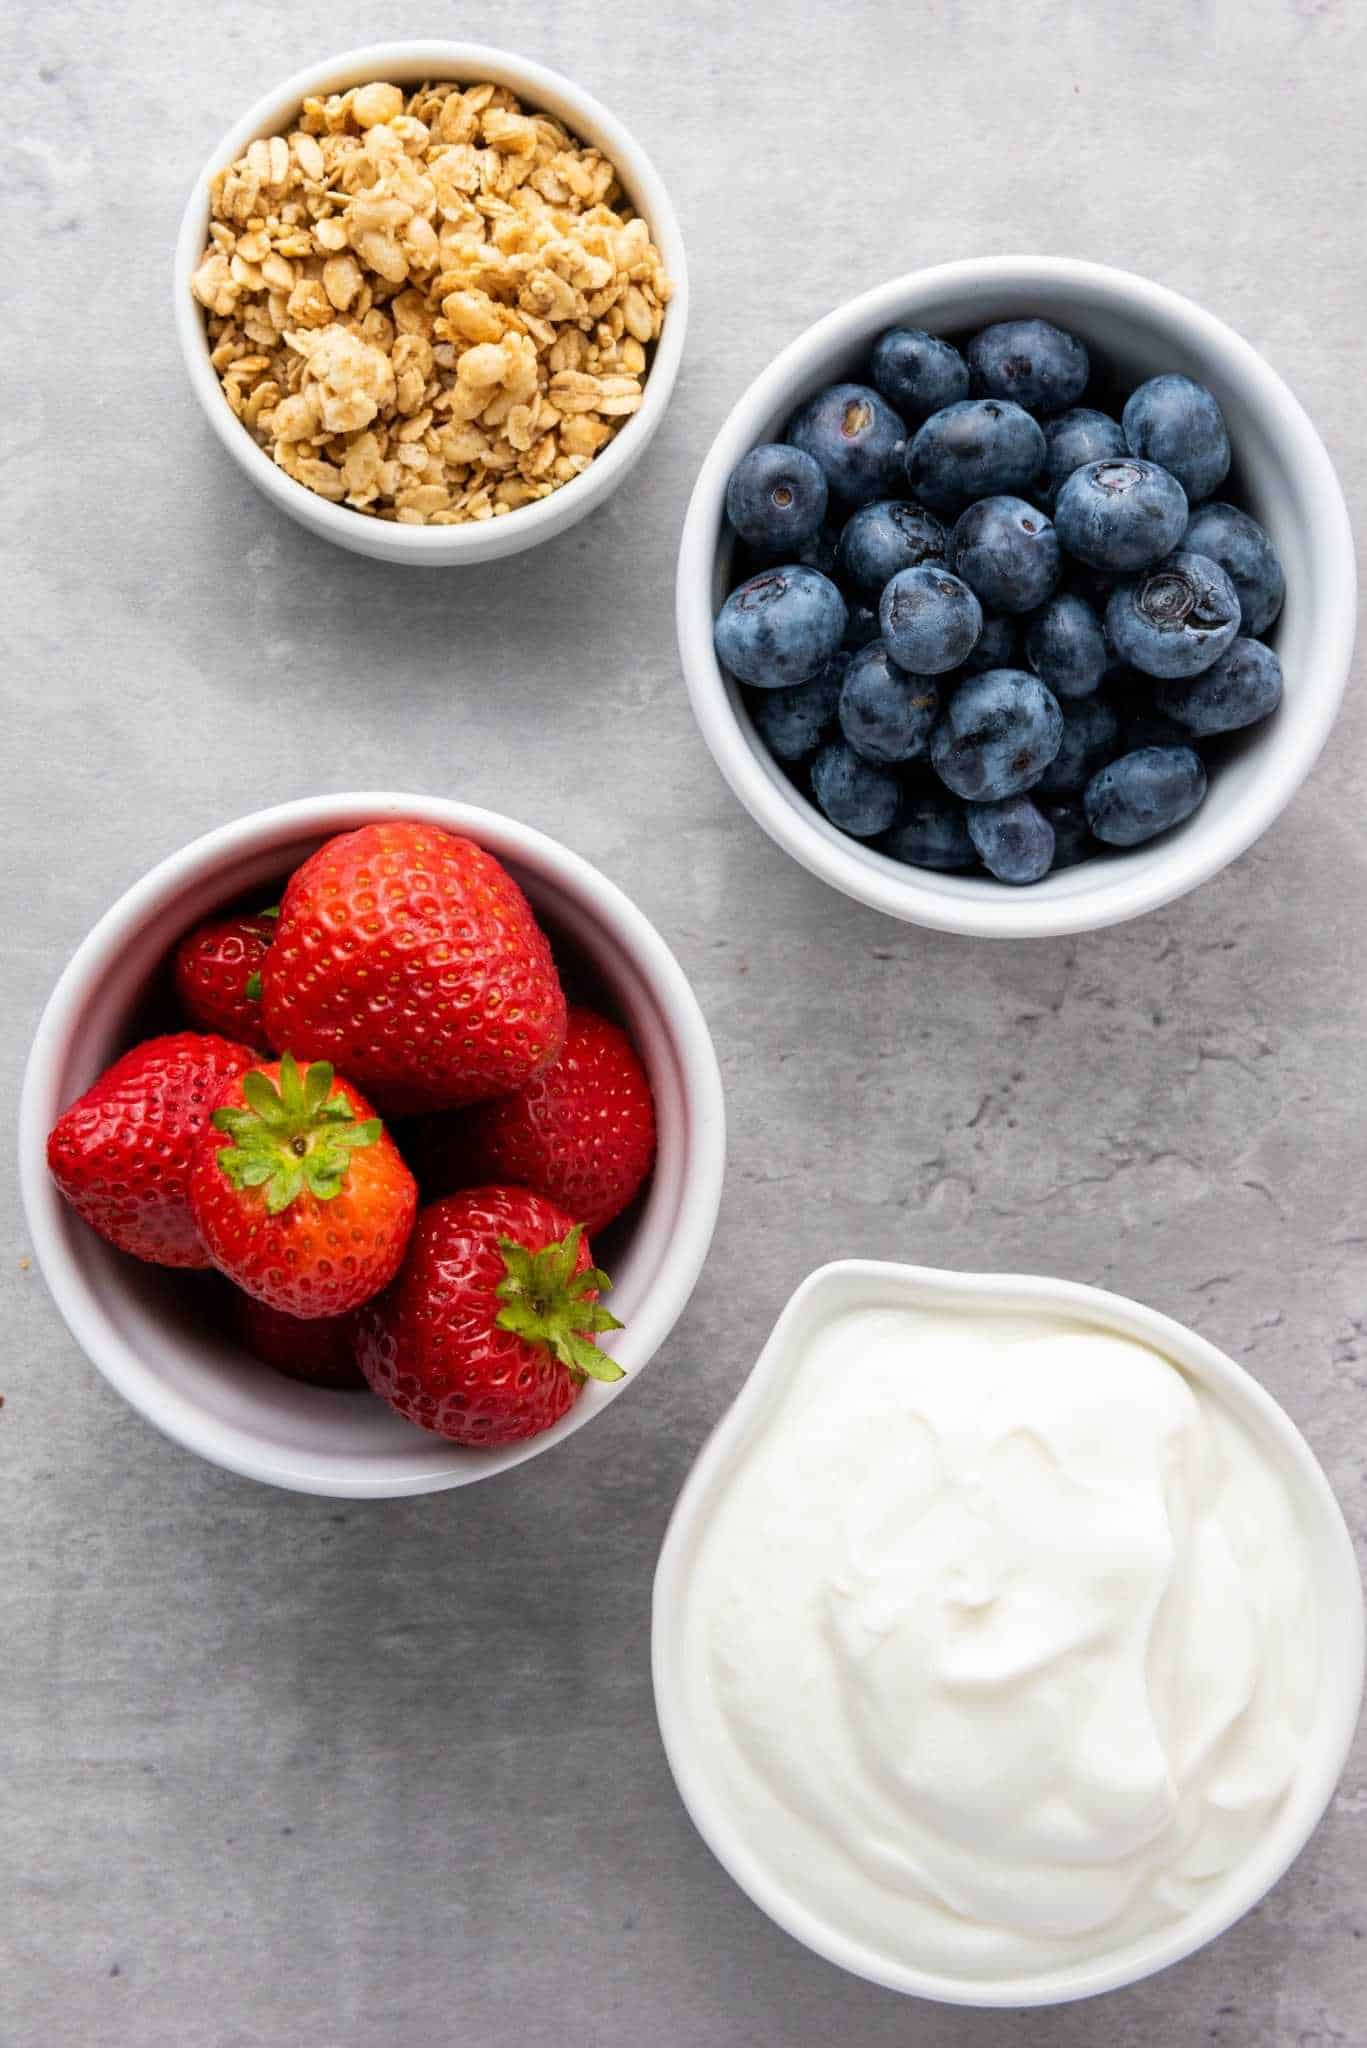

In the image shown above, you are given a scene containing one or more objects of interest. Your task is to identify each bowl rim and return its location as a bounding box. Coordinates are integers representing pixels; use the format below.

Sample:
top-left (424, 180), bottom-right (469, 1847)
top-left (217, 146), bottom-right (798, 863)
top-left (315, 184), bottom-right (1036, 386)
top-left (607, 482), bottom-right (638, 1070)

top-left (676, 255), bottom-right (1357, 937)
top-left (652, 1257), bottom-right (1365, 2006)
top-left (173, 39), bottom-right (689, 561)
top-left (18, 793), bottom-right (726, 1496)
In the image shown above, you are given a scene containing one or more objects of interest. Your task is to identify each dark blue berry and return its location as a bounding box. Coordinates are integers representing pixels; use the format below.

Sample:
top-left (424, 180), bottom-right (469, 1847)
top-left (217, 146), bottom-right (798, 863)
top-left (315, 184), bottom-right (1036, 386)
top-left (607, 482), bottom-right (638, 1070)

top-left (1035, 694), bottom-right (1120, 796)
top-left (748, 653), bottom-right (847, 763)
top-left (1053, 457), bottom-right (1188, 572)
top-left (966, 319), bottom-right (1089, 415)
top-left (1123, 375), bottom-right (1230, 504)
top-left (1155, 638), bottom-right (1283, 735)
top-left (1039, 408), bottom-right (1128, 504)
top-left (929, 669), bottom-right (1064, 800)
top-left (810, 741), bottom-right (901, 837)
top-left (714, 565), bottom-right (847, 688)
top-left (838, 642), bottom-right (940, 764)
top-left (1105, 550), bottom-right (1240, 679)
top-left (961, 612), bottom-right (1018, 673)
top-left (948, 495), bottom-right (1061, 614)
top-left (1041, 796), bottom-right (1093, 869)
top-left (881, 795), bottom-right (976, 872)
top-left (966, 795), bottom-right (1056, 883)
top-left (1181, 502), bottom-right (1285, 637)
top-left (1084, 745), bottom-right (1208, 846)
top-left (880, 564), bottom-right (983, 675)
top-left (835, 500), bottom-right (947, 601)
top-left (904, 399), bottom-right (1046, 516)
top-left (788, 383), bottom-right (907, 506)
top-left (1025, 592), bottom-right (1108, 698)
top-left (725, 443), bottom-right (828, 552)
top-left (870, 327), bottom-right (970, 421)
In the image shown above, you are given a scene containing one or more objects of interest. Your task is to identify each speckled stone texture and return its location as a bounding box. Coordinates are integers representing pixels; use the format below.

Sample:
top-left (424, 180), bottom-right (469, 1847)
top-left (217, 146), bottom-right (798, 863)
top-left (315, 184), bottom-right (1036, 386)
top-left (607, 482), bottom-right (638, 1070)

top-left (3, 1), bottom-right (1365, 2042)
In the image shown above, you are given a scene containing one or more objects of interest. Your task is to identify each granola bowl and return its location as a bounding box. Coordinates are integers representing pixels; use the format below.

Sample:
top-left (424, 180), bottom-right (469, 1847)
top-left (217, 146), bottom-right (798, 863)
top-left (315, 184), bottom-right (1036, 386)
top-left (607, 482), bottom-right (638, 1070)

top-left (676, 257), bottom-right (1355, 937)
top-left (19, 794), bottom-right (727, 1496)
top-left (174, 43), bottom-right (687, 565)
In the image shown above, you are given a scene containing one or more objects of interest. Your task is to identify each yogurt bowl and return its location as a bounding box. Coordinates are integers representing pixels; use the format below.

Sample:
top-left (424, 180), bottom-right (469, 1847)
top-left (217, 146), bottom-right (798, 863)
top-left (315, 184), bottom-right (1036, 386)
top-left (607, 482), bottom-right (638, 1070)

top-left (19, 794), bottom-right (725, 1497)
top-left (652, 1260), bottom-right (1363, 2006)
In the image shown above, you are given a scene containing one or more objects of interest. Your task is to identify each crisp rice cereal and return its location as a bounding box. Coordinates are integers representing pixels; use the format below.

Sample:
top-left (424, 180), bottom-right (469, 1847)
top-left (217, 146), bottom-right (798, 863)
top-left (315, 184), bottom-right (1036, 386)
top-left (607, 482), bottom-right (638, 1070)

top-left (191, 80), bottom-right (673, 524)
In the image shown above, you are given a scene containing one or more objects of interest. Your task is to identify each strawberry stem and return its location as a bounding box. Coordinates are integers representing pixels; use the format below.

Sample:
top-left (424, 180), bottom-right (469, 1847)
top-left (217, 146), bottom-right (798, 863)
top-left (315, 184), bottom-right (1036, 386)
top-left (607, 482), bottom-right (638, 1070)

top-left (212, 1052), bottom-right (381, 1215)
top-left (494, 1225), bottom-right (625, 1382)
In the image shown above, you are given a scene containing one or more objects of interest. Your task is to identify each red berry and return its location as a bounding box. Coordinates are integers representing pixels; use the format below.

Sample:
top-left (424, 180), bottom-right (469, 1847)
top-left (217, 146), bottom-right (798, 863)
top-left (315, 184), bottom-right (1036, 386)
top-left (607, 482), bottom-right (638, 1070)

top-left (187, 1052), bottom-right (417, 1318)
top-left (357, 1185), bottom-right (624, 1447)
top-left (46, 1033), bottom-right (257, 1267)
top-left (260, 821), bottom-right (566, 1115)
top-left (237, 1293), bottom-right (365, 1389)
top-left (444, 1006), bottom-right (656, 1234)
top-left (173, 909), bottom-right (278, 1053)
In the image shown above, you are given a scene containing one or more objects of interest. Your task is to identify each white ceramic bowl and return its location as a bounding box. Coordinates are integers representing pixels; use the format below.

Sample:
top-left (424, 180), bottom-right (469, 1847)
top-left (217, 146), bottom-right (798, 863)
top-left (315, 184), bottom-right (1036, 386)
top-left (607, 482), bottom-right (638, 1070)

top-left (677, 257), bottom-right (1356, 937)
top-left (653, 1259), bottom-right (1364, 2006)
top-left (174, 42), bottom-right (688, 566)
top-left (19, 794), bottom-right (725, 1496)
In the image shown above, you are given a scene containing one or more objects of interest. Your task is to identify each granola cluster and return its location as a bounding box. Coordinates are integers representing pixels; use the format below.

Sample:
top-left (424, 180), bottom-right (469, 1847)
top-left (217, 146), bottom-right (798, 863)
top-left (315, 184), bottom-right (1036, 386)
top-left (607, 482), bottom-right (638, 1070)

top-left (191, 79), bottom-right (673, 525)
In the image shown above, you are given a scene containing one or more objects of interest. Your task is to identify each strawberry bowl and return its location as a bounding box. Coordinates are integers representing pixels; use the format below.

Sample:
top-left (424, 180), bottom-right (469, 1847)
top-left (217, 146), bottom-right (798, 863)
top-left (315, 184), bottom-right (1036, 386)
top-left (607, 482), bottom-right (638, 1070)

top-left (18, 795), bottom-right (726, 1496)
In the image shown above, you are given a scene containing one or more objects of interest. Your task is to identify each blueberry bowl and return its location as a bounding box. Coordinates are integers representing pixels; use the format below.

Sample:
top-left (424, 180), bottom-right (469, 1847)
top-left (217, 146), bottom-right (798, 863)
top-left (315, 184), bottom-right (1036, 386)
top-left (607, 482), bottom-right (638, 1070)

top-left (676, 258), bottom-right (1355, 937)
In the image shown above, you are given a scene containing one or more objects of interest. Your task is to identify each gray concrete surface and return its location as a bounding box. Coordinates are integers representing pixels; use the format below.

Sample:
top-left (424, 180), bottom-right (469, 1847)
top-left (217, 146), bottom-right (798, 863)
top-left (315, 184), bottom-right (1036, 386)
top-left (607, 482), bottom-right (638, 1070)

top-left (4, 1), bottom-right (1365, 2041)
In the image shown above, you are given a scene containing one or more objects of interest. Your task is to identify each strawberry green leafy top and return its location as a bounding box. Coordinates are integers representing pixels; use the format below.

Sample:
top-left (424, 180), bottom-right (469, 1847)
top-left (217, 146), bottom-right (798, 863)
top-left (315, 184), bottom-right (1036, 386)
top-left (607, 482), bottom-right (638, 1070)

top-left (495, 1225), bottom-right (625, 1383)
top-left (212, 1051), bottom-right (381, 1214)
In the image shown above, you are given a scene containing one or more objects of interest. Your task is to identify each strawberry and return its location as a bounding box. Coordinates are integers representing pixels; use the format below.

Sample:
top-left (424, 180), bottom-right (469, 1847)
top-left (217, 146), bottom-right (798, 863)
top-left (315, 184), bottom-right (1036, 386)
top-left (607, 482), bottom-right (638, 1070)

top-left (188, 1052), bottom-right (417, 1318)
top-left (260, 821), bottom-right (567, 1115)
top-left (433, 1006), bottom-right (656, 1234)
top-left (237, 1293), bottom-right (365, 1389)
top-left (357, 1185), bottom-right (624, 1447)
top-left (173, 906), bottom-right (278, 1053)
top-left (46, 1032), bottom-right (256, 1267)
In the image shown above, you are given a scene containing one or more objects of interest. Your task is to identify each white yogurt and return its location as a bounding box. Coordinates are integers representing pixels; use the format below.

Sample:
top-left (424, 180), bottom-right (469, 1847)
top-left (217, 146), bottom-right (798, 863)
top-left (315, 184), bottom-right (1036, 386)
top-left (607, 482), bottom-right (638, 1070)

top-left (682, 1302), bottom-right (1316, 1982)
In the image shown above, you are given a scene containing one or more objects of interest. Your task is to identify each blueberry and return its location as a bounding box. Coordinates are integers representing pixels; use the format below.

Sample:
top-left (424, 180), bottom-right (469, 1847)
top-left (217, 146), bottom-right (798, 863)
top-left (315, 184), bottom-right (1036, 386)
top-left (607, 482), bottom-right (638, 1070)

top-left (714, 565), bottom-right (848, 687)
top-left (835, 500), bottom-right (947, 601)
top-left (1040, 796), bottom-right (1094, 869)
top-left (948, 495), bottom-right (1061, 614)
top-left (966, 319), bottom-right (1089, 416)
top-left (749, 652), bottom-right (848, 763)
top-left (1084, 745), bottom-right (1208, 846)
top-left (1123, 375), bottom-right (1231, 504)
top-left (961, 612), bottom-right (1018, 673)
top-left (1105, 550), bottom-right (1240, 679)
top-left (1039, 408), bottom-right (1128, 504)
top-left (725, 442), bottom-right (828, 552)
top-left (1181, 501), bottom-right (1285, 637)
top-left (880, 564), bottom-right (983, 675)
top-left (1034, 694), bottom-right (1120, 796)
top-left (881, 794), bottom-right (977, 871)
top-left (1155, 637), bottom-right (1283, 735)
top-left (810, 741), bottom-right (902, 838)
top-left (1053, 457), bottom-right (1188, 571)
top-left (966, 795), bottom-right (1056, 883)
top-left (788, 382), bottom-right (907, 507)
top-left (838, 641), bottom-right (940, 765)
top-left (870, 327), bottom-right (971, 421)
top-left (1024, 592), bottom-right (1108, 698)
top-left (929, 669), bottom-right (1064, 800)
top-left (904, 399), bottom-right (1046, 516)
